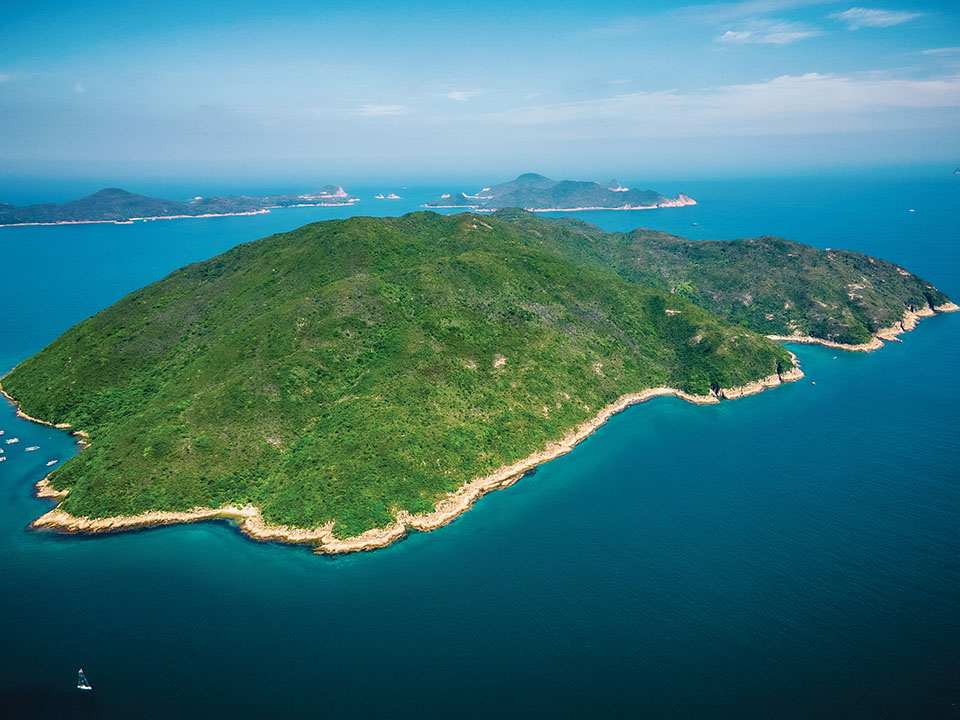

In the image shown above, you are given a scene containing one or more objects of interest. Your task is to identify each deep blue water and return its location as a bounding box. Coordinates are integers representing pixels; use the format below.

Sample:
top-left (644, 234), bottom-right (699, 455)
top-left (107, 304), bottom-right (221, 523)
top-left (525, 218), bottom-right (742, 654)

top-left (0, 174), bottom-right (958, 718)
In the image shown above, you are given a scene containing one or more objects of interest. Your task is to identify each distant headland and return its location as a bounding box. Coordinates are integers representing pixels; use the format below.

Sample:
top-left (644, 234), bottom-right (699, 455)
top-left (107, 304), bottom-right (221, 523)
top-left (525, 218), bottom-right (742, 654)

top-left (0, 185), bottom-right (358, 227)
top-left (424, 173), bottom-right (696, 212)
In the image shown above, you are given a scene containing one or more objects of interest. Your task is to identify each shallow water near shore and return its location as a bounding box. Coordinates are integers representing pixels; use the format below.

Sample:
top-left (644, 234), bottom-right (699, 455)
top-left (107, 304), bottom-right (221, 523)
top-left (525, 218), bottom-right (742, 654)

top-left (0, 173), bottom-right (958, 717)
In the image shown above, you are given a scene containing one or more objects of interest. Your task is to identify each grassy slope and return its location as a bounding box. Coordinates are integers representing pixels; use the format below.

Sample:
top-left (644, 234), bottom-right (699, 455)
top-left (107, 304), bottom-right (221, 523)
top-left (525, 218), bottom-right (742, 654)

top-left (501, 210), bottom-right (950, 345)
top-left (5, 212), bottom-right (792, 537)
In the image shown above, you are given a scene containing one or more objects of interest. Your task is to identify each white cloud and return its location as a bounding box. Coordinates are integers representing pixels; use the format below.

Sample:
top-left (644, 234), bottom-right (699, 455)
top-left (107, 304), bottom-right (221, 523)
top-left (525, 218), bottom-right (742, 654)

top-left (74, 83), bottom-right (85, 94)
top-left (0, 73), bottom-right (12, 83)
top-left (446, 90), bottom-right (482, 102)
top-left (830, 7), bottom-right (922, 30)
top-left (485, 72), bottom-right (960, 137)
top-left (717, 19), bottom-right (820, 44)
top-left (922, 47), bottom-right (960, 56)
top-left (354, 104), bottom-right (406, 117)
top-left (686, 0), bottom-right (832, 23)
top-left (589, 1), bottom-right (830, 36)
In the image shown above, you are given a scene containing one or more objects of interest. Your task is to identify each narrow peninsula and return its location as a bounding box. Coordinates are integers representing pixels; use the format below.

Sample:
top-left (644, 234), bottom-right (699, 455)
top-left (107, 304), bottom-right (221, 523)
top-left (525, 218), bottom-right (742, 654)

top-left (2, 210), bottom-right (953, 552)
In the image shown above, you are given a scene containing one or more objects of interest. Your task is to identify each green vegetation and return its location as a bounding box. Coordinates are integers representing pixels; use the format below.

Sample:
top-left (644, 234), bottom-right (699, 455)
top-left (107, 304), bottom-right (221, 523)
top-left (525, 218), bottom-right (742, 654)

top-left (425, 173), bottom-right (692, 210)
top-left (0, 186), bottom-right (356, 225)
top-left (5, 210), bottom-right (949, 537)
top-left (499, 210), bottom-right (951, 345)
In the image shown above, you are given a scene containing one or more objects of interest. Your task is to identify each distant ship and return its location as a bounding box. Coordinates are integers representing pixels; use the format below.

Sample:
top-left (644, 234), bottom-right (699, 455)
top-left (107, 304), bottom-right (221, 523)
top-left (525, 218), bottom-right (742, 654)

top-left (77, 668), bottom-right (92, 691)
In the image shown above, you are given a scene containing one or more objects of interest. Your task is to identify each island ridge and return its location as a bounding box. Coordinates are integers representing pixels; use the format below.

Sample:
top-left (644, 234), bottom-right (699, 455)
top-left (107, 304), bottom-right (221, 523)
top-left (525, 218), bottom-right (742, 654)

top-left (424, 173), bottom-right (696, 211)
top-left (0, 185), bottom-right (358, 227)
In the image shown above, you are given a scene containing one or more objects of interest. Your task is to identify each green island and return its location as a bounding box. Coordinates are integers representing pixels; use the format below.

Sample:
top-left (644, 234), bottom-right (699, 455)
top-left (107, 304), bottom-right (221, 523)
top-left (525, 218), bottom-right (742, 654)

top-left (0, 185), bottom-right (357, 226)
top-left (2, 210), bottom-right (953, 547)
top-left (424, 173), bottom-right (696, 211)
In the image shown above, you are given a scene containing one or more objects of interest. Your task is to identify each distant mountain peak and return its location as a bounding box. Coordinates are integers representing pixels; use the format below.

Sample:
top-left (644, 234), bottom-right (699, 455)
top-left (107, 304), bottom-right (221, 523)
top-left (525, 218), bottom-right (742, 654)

top-left (514, 172), bottom-right (554, 184)
top-left (0, 184), bottom-right (358, 226)
top-left (89, 188), bottom-right (138, 198)
top-left (424, 174), bottom-right (695, 211)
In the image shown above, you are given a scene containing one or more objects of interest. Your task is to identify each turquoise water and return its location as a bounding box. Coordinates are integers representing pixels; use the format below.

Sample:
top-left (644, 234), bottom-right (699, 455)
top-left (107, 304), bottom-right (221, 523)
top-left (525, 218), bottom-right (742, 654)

top-left (0, 174), bottom-right (957, 717)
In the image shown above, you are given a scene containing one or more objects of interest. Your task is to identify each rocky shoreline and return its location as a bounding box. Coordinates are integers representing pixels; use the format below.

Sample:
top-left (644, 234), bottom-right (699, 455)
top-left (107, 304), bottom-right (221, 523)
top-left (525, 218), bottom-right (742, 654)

top-left (767, 301), bottom-right (958, 352)
top-left (10, 352), bottom-right (803, 554)
top-left (7, 296), bottom-right (955, 555)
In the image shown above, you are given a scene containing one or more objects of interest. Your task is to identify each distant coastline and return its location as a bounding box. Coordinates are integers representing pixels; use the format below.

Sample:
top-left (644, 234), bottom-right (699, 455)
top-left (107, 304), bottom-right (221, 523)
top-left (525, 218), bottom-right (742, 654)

top-left (11, 354), bottom-right (802, 553)
top-left (0, 185), bottom-right (359, 228)
top-left (0, 203), bottom-right (366, 229)
top-left (426, 204), bottom-right (690, 212)
top-left (423, 173), bottom-right (696, 212)
top-left (0, 209), bottom-right (271, 229)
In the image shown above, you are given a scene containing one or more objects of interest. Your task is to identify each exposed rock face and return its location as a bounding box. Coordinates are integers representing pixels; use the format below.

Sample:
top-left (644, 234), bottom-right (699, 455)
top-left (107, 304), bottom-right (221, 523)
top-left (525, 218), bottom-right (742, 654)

top-left (766, 301), bottom-right (957, 352)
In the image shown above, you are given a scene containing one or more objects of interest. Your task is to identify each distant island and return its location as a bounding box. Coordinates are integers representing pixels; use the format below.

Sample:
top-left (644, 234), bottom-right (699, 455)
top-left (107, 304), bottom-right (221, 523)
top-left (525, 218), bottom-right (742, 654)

top-left (424, 173), bottom-right (696, 211)
top-left (0, 185), bottom-right (358, 227)
top-left (2, 210), bottom-right (954, 553)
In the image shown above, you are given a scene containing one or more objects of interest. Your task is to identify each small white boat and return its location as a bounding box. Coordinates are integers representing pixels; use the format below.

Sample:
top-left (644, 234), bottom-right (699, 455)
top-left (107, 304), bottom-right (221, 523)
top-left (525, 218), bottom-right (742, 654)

top-left (0, 457), bottom-right (6, 462)
top-left (77, 668), bottom-right (92, 691)
top-left (6, 438), bottom-right (18, 444)
top-left (25, 446), bottom-right (40, 452)
top-left (46, 460), bottom-right (58, 466)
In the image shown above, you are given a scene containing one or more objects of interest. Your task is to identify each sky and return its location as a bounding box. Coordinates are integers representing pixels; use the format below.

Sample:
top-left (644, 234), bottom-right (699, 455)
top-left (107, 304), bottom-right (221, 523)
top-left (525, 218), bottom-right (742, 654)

top-left (1, 0), bottom-right (959, 184)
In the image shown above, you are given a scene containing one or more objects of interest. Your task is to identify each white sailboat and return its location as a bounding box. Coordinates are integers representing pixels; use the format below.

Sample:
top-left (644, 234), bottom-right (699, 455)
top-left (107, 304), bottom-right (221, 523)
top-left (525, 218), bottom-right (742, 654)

top-left (77, 668), bottom-right (92, 691)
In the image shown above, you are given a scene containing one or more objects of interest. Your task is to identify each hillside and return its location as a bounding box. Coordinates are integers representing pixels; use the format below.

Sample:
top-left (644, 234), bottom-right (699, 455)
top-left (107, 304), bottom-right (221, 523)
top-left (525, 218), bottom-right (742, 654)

top-left (424, 173), bottom-right (695, 211)
top-left (5, 211), bottom-right (795, 539)
top-left (0, 186), bottom-right (357, 225)
top-left (496, 210), bottom-right (954, 346)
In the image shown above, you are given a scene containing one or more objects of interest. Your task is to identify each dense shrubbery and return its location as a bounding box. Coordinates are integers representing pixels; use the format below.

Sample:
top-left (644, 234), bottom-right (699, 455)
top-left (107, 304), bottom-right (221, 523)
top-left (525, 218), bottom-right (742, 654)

top-left (7, 210), bottom-right (943, 537)
top-left (512, 211), bottom-right (948, 345)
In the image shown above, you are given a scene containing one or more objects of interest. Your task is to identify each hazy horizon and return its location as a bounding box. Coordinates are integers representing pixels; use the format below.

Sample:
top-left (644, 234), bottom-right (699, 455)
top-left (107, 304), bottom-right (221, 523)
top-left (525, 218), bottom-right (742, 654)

top-left (2, 0), bottom-right (959, 183)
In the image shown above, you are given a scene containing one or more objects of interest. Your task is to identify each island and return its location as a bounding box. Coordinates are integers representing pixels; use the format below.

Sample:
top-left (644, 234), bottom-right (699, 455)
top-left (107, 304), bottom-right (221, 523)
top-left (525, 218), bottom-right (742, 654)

top-left (0, 185), bottom-right (358, 227)
top-left (1, 210), bottom-right (954, 553)
top-left (424, 173), bottom-right (696, 211)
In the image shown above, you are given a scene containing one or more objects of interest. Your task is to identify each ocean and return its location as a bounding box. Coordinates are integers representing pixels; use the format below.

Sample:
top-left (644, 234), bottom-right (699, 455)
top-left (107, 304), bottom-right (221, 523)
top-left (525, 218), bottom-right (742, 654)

top-left (0, 172), bottom-right (957, 718)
